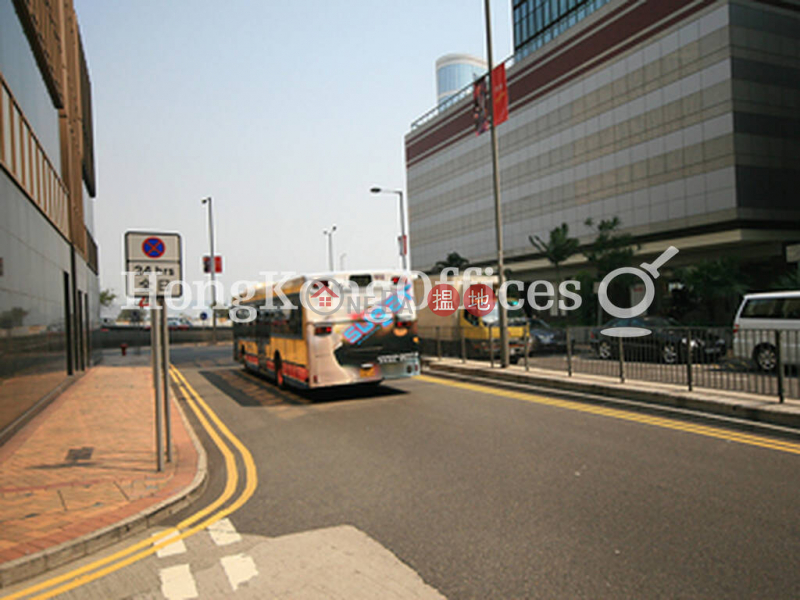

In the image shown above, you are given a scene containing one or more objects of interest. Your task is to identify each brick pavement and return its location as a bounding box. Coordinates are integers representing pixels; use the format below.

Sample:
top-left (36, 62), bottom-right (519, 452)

top-left (0, 365), bottom-right (199, 565)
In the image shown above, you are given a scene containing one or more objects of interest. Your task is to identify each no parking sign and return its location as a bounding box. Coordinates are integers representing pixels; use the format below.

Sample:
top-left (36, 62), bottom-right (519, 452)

top-left (125, 231), bottom-right (183, 297)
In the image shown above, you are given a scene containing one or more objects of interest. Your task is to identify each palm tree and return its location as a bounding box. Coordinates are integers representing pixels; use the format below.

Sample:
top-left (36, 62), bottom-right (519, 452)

top-left (433, 252), bottom-right (470, 273)
top-left (528, 223), bottom-right (579, 284)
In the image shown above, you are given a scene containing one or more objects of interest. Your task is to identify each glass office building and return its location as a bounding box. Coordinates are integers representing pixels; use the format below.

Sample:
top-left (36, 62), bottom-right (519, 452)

top-left (0, 0), bottom-right (99, 440)
top-left (406, 0), bottom-right (800, 301)
top-left (436, 54), bottom-right (487, 110)
top-left (513, 0), bottom-right (612, 60)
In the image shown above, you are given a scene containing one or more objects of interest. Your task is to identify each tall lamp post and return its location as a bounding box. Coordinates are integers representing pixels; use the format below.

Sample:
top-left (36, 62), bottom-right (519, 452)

top-left (201, 196), bottom-right (217, 343)
top-left (323, 225), bottom-right (337, 271)
top-left (370, 187), bottom-right (408, 271)
top-left (484, 0), bottom-right (509, 367)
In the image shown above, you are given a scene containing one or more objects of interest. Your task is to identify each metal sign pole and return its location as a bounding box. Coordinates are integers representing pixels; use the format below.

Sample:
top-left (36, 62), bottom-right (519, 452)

top-left (153, 303), bottom-right (164, 472)
top-left (160, 297), bottom-right (172, 462)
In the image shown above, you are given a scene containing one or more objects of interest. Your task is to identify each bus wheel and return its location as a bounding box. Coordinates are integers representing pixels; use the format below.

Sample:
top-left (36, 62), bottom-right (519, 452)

top-left (274, 354), bottom-right (285, 388)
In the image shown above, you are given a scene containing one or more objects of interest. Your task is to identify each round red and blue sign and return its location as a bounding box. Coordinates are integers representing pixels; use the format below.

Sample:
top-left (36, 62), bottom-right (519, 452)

top-left (142, 237), bottom-right (165, 258)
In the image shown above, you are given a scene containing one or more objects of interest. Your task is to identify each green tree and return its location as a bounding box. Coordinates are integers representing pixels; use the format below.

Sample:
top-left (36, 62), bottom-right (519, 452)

top-left (99, 289), bottom-right (117, 307)
top-left (676, 257), bottom-right (747, 324)
top-left (0, 307), bottom-right (28, 330)
top-left (582, 218), bottom-right (638, 324)
top-left (433, 252), bottom-right (470, 273)
top-left (529, 222), bottom-right (580, 285)
top-left (772, 269), bottom-right (800, 291)
top-left (582, 217), bottom-right (637, 278)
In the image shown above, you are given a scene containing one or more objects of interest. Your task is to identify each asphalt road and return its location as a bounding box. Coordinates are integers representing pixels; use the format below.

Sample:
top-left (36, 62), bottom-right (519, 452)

top-left (164, 345), bottom-right (800, 599)
top-left (8, 344), bottom-right (798, 599)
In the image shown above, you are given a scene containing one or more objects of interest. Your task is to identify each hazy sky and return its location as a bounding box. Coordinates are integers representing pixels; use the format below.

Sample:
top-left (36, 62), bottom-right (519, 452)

top-left (75, 0), bottom-right (512, 312)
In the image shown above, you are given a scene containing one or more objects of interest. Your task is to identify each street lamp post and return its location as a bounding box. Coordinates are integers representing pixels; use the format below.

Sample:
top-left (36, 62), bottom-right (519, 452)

top-left (323, 225), bottom-right (337, 271)
top-left (483, 0), bottom-right (509, 367)
top-left (201, 196), bottom-right (217, 344)
top-left (340, 252), bottom-right (347, 270)
top-left (370, 187), bottom-right (408, 271)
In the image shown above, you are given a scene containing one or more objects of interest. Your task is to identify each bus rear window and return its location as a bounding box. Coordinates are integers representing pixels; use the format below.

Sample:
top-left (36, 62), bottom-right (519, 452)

top-left (741, 298), bottom-right (784, 318)
top-left (349, 274), bottom-right (372, 289)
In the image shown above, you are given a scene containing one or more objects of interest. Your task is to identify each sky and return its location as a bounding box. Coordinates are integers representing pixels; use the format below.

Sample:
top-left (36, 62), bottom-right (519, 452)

top-left (75, 0), bottom-right (513, 315)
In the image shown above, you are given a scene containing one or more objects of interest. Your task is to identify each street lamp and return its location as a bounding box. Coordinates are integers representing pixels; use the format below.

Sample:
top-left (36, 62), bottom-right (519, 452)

top-left (323, 225), bottom-right (337, 271)
top-left (201, 196), bottom-right (218, 343)
top-left (371, 187), bottom-right (408, 271)
top-left (483, 0), bottom-right (509, 368)
top-left (340, 252), bottom-right (347, 270)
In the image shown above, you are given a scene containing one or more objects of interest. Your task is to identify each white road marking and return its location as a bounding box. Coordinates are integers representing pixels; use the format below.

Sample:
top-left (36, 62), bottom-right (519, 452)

top-left (220, 553), bottom-right (258, 591)
top-left (207, 517), bottom-right (242, 546)
top-left (155, 529), bottom-right (187, 557)
top-left (159, 564), bottom-right (198, 600)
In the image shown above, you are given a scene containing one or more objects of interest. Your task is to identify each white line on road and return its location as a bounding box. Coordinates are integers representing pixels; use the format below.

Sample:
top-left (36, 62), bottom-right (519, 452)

top-left (155, 529), bottom-right (187, 557)
top-left (208, 517), bottom-right (242, 546)
top-left (221, 553), bottom-right (258, 592)
top-left (159, 564), bottom-right (198, 600)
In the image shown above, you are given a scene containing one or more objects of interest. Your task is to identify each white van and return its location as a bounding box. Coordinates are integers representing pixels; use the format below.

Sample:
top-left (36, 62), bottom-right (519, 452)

top-left (733, 291), bottom-right (800, 371)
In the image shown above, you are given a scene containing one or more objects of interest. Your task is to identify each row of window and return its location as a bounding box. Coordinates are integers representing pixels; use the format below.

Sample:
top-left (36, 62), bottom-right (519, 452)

top-left (0, 77), bottom-right (69, 238)
top-left (513, 0), bottom-right (612, 60)
top-left (233, 295), bottom-right (304, 339)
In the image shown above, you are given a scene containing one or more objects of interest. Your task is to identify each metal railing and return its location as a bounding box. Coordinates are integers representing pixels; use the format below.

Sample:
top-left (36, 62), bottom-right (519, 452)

top-left (418, 326), bottom-right (800, 403)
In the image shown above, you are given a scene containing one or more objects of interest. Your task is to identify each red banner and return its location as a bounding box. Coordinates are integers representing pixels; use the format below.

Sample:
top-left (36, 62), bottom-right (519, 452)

top-left (491, 64), bottom-right (509, 126)
top-left (473, 78), bottom-right (490, 136)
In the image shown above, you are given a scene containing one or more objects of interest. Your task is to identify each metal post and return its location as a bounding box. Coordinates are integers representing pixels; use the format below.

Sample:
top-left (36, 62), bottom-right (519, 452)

top-left (566, 328), bottom-right (573, 377)
top-left (618, 335), bottom-right (625, 383)
top-left (483, 0), bottom-right (509, 368)
top-left (777, 329), bottom-right (785, 403)
top-left (398, 191), bottom-right (409, 271)
top-left (461, 327), bottom-right (467, 363)
top-left (152, 304), bottom-right (164, 472)
top-left (686, 327), bottom-right (693, 392)
top-left (202, 197), bottom-right (218, 344)
top-left (160, 298), bottom-right (172, 462)
top-left (436, 326), bottom-right (442, 360)
top-left (524, 329), bottom-right (530, 371)
top-left (489, 323), bottom-right (495, 368)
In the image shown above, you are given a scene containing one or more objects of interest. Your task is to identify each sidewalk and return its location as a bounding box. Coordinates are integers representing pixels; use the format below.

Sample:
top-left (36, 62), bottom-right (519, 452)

top-left (0, 358), bottom-right (206, 587)
top-left (425, 358), bottom-right (800, 431)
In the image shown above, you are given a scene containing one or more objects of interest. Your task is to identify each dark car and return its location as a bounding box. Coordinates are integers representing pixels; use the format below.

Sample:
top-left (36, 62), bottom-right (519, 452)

top-left (527, 317), bottom-right (567, 353)
top-left (590, 316), bottom-right (726, 364)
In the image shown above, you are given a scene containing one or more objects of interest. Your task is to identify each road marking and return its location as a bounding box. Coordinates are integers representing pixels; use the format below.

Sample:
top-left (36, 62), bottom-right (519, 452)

top-left (220, 553), bottom-right (258, 591)
top-left (155, 529), bottom-right (187, 557)
top-left (419, 375), bottom-right (800, 455)
top-left (159, 564), bottom-right (198, 600)
top-left (208, 517), bottom-right (242, 546)
top-left (8, 366), bottom-right (256, 600)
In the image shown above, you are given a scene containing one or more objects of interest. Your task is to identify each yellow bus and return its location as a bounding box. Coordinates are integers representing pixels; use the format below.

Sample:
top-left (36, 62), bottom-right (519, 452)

top-left (233, 271), bottom-right (420, 389)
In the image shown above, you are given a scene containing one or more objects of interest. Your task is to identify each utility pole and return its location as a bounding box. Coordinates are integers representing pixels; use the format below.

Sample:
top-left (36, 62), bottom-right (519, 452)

top-left (202, 197), bottom-right (217, 343)
top-left (484, 0), bottom-right (509, 367)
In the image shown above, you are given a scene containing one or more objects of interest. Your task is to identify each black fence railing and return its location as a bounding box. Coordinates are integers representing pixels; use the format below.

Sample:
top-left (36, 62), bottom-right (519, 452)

top-left (419, 326), bottom-right (800, 403)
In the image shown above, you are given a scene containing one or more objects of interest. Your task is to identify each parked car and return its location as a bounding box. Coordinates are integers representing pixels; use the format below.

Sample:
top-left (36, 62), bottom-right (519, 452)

top-left (590, 316), bottom-right (726, 364)
top-left (167, 317), bottom-right (192, 331)
top-left (733, 291), bottom-right (800, 371)
top-left (527, 317), bottom-right (567, 353)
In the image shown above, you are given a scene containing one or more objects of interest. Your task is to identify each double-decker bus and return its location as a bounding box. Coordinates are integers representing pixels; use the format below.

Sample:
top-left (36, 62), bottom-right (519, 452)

top-left (233, 271), bottom-right (420, 389)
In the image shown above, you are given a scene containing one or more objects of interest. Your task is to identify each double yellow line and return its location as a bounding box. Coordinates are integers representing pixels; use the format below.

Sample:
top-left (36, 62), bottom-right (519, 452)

top-left (421, 375), bottom-right (800, 455)
top-left (5, 366), bottom-right (258, 600)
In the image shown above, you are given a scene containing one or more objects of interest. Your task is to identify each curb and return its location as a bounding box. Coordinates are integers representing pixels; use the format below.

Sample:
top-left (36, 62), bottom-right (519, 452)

top-left (424, 360), bottom-right (800, 433)
top-left (0, 398), bottom-right (208, 589)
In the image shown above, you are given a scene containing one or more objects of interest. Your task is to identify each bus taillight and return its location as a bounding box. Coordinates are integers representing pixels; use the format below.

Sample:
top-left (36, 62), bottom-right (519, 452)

top-left (315, 325), bottom-right (332, 336)
top-left (396, 320), bottom-right (414, 329)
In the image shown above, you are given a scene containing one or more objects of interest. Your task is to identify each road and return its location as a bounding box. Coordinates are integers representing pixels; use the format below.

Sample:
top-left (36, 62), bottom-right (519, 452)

top-left (7, 345), bottom-right (800, 599)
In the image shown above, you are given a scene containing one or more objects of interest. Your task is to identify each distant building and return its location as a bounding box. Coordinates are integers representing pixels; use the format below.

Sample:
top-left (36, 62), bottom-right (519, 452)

top-left (0, 0), bottom-right (98, 438)
top-left (406, 0), bottom-right (800, 307)
top-left (436, 54), bottom-right (487, 110)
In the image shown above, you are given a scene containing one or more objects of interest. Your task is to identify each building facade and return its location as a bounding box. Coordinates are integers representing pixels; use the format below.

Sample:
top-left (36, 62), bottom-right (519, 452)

top-left (0, 0), bottom-right (98, 439)
top-left (406, 0), bottom-right (800, 296)
top-left (436, 53), bottom-right (488, 109)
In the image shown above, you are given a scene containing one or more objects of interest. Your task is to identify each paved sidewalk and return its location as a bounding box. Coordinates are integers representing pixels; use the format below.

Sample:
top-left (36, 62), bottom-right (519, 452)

top-left (426, 358), bottom-right (800, 430)
top-left (0, 361), bottom-right (205, 586)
